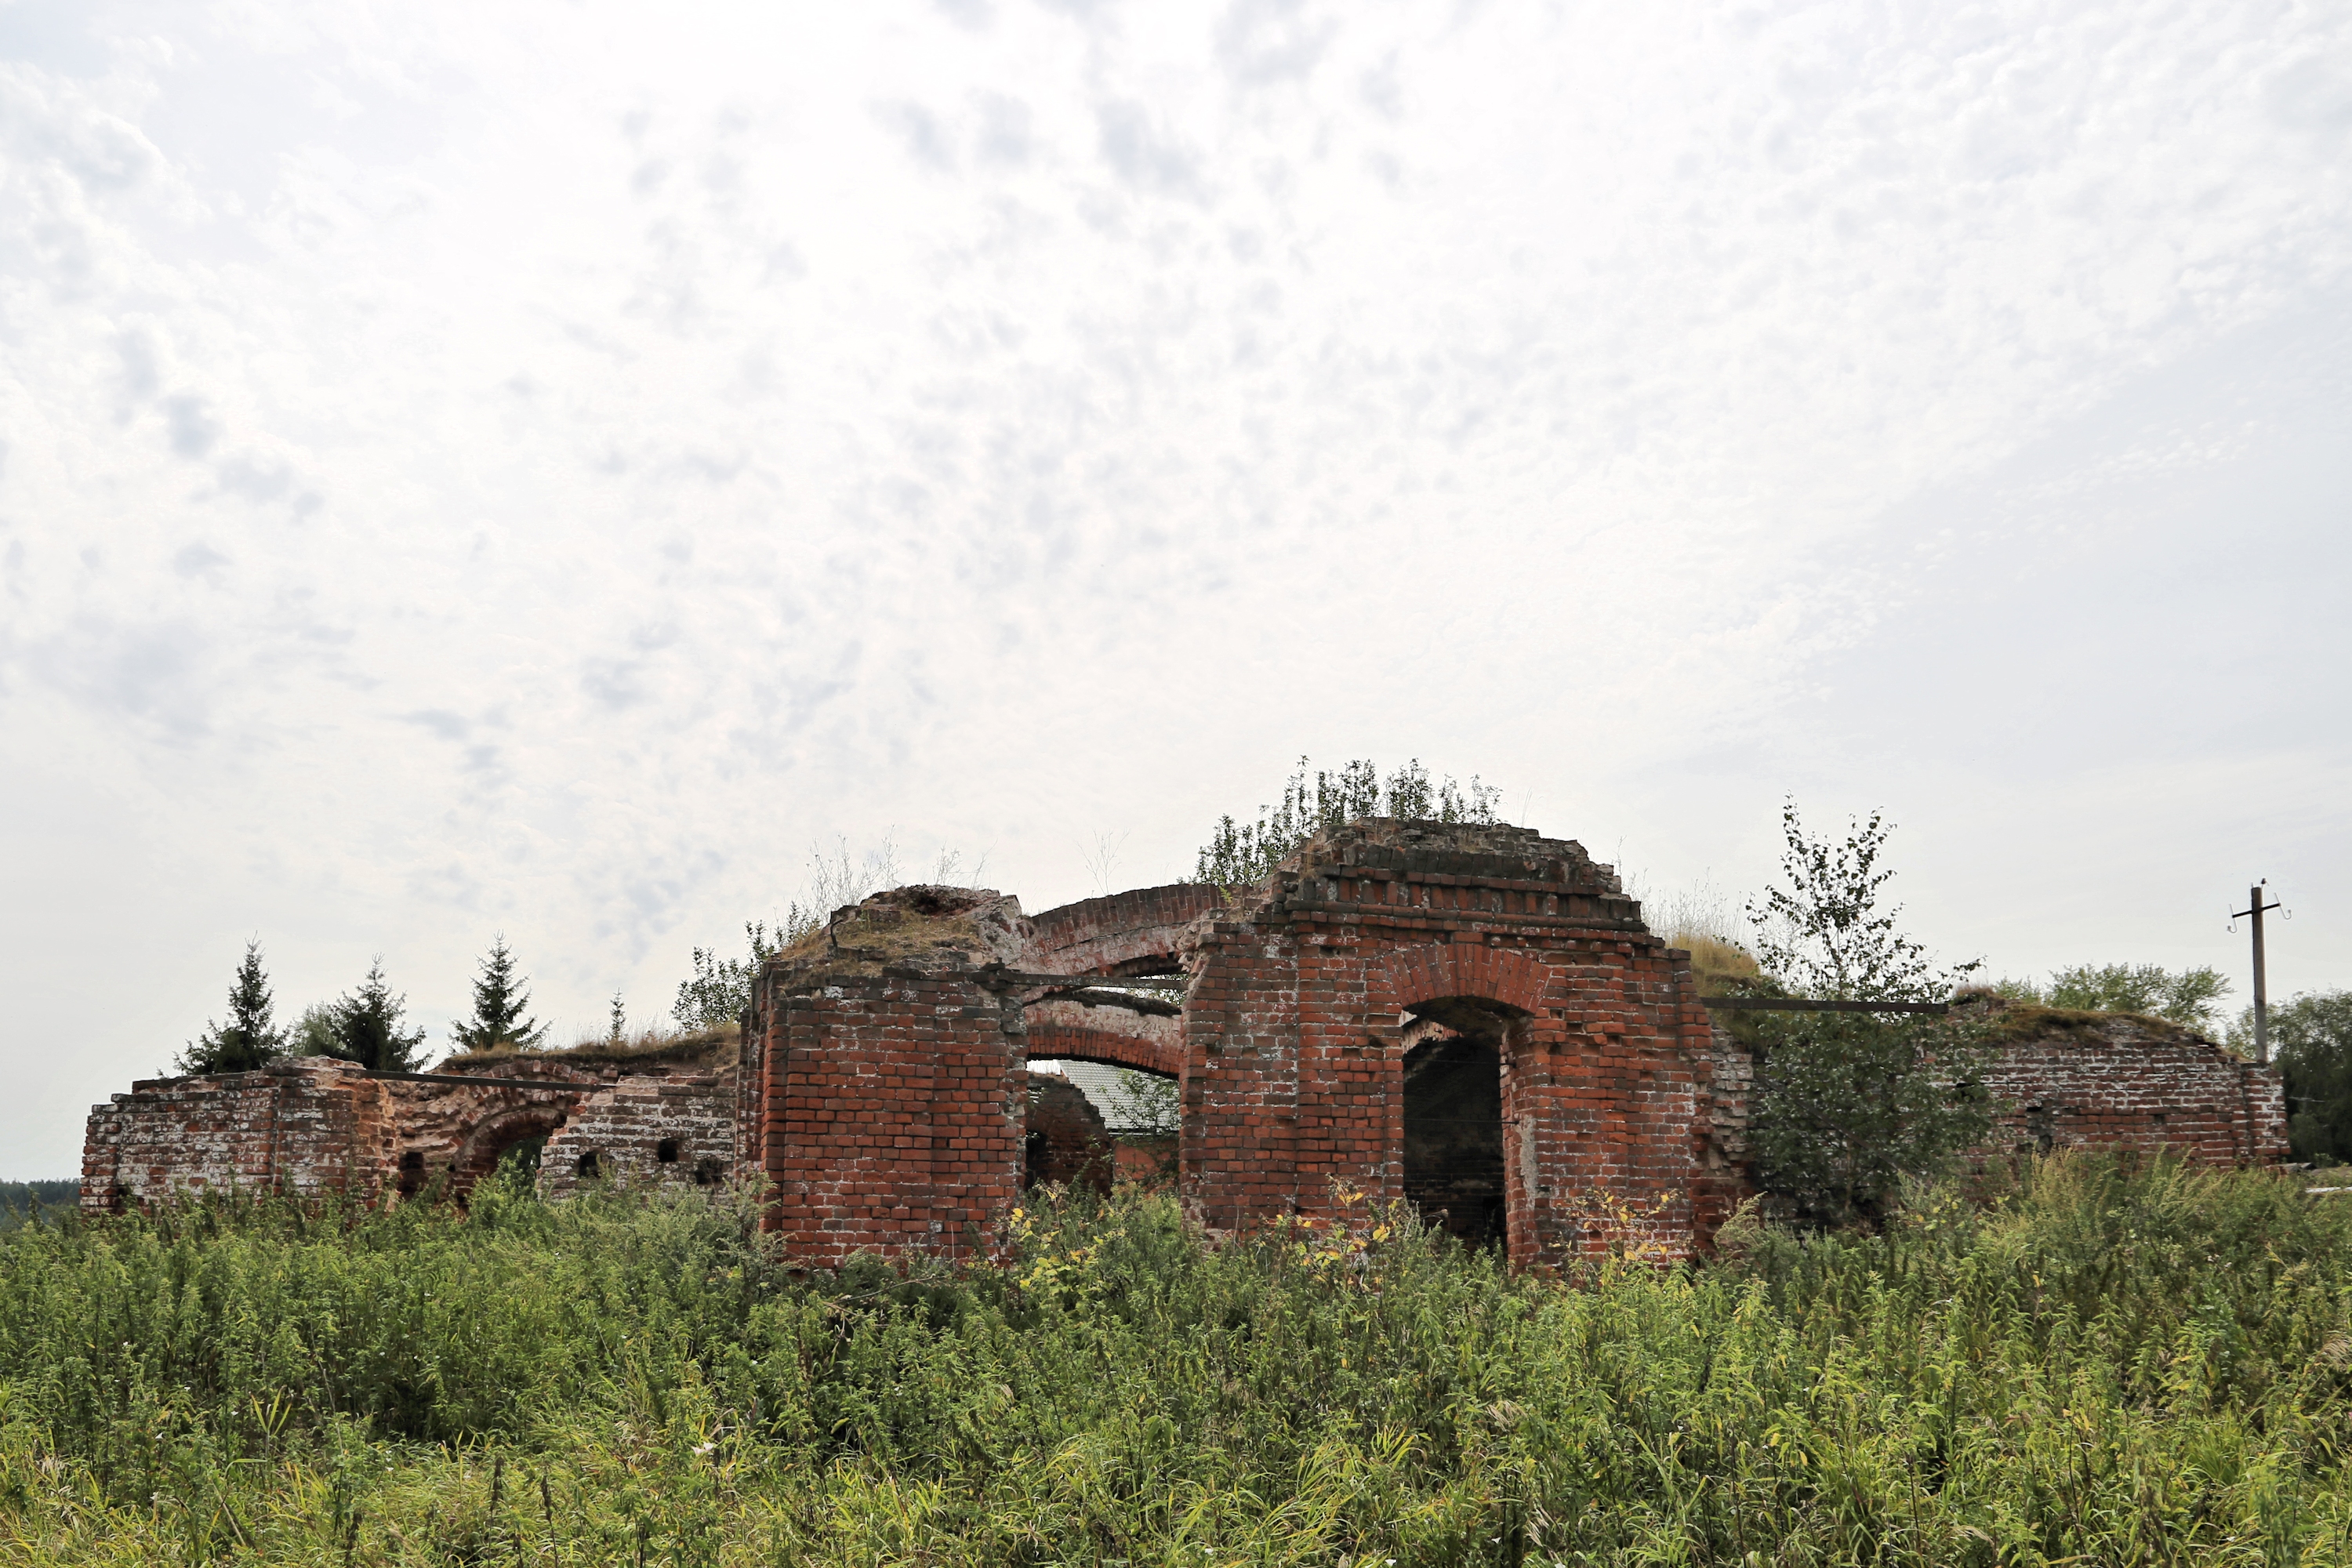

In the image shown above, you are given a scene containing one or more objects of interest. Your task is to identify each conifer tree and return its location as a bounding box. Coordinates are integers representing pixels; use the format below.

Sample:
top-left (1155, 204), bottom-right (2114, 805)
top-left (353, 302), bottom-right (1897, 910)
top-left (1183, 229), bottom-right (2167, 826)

top-left (324, 958), bottom-right (430, 1073)
top-left (451, 934), bottom-right (549, 1052)
top-left (175, 938), bottom-right (289, 1074)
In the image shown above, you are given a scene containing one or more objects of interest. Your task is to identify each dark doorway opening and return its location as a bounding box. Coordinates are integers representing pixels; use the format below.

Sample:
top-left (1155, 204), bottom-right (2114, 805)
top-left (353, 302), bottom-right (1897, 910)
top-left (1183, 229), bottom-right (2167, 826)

top-left (497, 1135), bottom-right (547, 1182)
top-left (1400, 1000), bottom-right (1513, 1248)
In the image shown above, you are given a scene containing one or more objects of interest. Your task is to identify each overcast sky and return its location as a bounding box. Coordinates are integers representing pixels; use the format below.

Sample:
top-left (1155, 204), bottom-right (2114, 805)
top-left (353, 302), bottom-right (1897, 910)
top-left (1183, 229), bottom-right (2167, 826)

top-left (3, 0), bottom-right (2347, 1178)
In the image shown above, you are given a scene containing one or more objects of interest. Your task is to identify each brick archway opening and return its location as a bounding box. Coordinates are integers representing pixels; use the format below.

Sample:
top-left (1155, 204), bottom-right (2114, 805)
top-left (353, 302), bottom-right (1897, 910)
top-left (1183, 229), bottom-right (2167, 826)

top-left (1399, 996), bottom-right (1528, 1248)
top-left (450, 1106), bottom-right (568, 1200)
top-left (1029, 1058), bottom-right (1181, 1185)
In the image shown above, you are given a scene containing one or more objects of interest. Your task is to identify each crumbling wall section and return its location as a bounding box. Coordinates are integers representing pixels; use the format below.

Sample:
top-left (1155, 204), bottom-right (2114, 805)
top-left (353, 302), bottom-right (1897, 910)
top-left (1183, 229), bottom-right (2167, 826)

top-left (538, 1075), bottom-right (736, 1200)
top-left (80, 1057), bottom-right (397, 1212)
top-left (749, 968), bottom-right (1026, 1265)
top-left (1978, 1007), bottom-right (2286, 1166)
top-left (397, 1035), bottom-right (733, 1198)
top-left (1692, 1001), bottom-right (1755, 1240)
top-left (744, 885), bottom-right (1035, 1268)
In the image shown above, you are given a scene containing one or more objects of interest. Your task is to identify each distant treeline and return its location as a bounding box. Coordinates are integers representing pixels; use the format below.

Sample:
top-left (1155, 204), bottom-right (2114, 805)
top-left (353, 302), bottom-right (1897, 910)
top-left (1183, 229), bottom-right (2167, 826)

top-left (0, 1181), bottom-right (77, 1230)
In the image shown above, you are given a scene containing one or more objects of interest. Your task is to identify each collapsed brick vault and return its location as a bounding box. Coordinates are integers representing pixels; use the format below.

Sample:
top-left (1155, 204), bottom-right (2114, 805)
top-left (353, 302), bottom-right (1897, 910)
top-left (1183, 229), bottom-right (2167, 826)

top-left (83, 818), bottom-right (2288, 1267)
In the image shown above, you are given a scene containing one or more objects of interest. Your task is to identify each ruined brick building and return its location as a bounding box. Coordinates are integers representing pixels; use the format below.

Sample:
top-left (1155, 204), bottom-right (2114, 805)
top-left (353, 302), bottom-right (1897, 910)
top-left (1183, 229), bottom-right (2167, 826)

top-left (82, 819), bottom-right (2288, 1266)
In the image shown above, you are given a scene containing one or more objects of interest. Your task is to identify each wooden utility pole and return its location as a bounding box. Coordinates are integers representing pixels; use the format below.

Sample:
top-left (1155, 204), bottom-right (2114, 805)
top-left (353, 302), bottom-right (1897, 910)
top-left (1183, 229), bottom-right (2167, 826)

top-left (2231, 881), bottom-right (2284, 1065)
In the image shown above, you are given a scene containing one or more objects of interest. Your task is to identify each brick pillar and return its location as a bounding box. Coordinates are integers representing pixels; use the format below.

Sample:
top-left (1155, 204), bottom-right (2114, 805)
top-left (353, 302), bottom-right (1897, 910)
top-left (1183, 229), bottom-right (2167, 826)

top-left (757, 971), bottom-right (1024, 1267)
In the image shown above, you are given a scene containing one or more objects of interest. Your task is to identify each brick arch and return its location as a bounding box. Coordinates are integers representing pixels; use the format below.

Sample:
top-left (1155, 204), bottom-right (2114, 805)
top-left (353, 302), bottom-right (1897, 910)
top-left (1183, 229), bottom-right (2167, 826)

top-left (1023, 1023), bottom-right (1183, 1078)
top-left (1027, 884), bottom-right (1225, 978)
top-left (1373, 942), bottom-right (1554, 1025)
top-left (449, 1103), bottom-right (572, 1195)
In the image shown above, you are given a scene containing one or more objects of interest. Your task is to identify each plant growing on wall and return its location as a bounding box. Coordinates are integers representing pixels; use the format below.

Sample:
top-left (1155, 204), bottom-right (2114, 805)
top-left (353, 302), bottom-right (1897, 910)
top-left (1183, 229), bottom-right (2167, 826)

top-left (450, 935), bottom-right (549, 1052)
top-left (1190, 757), bottom-right (1502, 889)
top-left (173, 939), bottom-right (289, 1074)
top-left (1740, 800), bottom-right (1992, 1224)
top-left (672, 920), bottom-right (789, 1029)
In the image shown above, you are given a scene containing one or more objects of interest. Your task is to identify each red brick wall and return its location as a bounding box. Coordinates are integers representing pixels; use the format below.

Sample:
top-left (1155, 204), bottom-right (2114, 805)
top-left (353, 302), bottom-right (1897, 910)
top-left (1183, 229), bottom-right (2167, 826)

top-left (80, 1057), bottom-right (398, 1212)
top-left (1180, 821), bottom-right (1729, 1267)
top-left (748, 966), bottom-right (1025, 1267)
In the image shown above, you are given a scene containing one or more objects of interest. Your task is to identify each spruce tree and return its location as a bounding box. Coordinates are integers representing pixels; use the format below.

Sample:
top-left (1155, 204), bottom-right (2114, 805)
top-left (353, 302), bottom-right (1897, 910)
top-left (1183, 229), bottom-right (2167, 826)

top-left (325, 958), bottom-right (430, 1073)
top-left (175, 938), bottom-right (289, 1074)
top-left (452, 934), bottom-right (549, 1053)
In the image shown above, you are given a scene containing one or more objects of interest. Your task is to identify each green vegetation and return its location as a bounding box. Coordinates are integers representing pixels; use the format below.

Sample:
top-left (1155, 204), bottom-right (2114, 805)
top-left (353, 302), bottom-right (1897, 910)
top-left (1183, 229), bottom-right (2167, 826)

top-left (1739, 803), bottom-right (1993, 1223)
top-left (1996, 964), bottom-right (2234, 1032)
top-left (1191, 757), bottom-right (1501, 889)
top-left (7, 1160), bottom-right (2352, 1563)
top-left (2250, 991), bottom-right (2352, 1164)
top-left (1744, 800), bottom-right (1980, 1005)
top-left (673, 920), bottom-right (791, 1030)
top-left (671, 837), bottom-right (988, 1029)
top-left (318, 958), bottom-right (430, 1073)
top-left (0, 1181), bottom-right (75, 1232)
top-left (172, 939), bottom-right (288, 1075)
top-left (169, 946), bottom-right (433, 1076)
top-left (449, 935), bottom-right (550, 1054)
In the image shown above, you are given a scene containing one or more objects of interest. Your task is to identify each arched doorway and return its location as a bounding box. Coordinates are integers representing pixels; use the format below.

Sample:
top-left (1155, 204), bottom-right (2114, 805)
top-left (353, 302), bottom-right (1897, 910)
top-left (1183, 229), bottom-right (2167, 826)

top-left (1399, 996), bottom-right (1526, 1248)
top-left (449, 1106), bottom-right (570, 1200)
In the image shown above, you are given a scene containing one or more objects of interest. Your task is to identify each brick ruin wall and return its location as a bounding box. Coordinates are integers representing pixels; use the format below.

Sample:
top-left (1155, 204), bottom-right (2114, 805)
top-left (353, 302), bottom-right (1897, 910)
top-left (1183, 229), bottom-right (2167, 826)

top-left (539, 1075), bottom-right (737, 1200)
top-left (743, 965), bottom-right (1028, 1266)
top-left (82, 1058), bottom-right (399, 1211)
top-left (1174, 821), bottom-right (1731, 1265)
top-left (1976, 1007), bottom-right (2285, 1166)
top-left (81, 820), bottom-right (2291, 1260)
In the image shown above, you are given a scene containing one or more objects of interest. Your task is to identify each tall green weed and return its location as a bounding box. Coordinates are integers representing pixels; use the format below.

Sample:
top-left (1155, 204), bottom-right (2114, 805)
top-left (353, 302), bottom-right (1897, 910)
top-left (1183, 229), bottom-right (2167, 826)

top-left (5, 1159), bottom-right (2352, 1564)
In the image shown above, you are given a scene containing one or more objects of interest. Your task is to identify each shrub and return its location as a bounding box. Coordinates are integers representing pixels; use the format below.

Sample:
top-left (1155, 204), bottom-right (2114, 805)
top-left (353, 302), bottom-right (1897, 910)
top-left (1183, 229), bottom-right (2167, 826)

top-left (1740, 802), bottom-right (1991, 1221)
top-left (1192, 756), bottom-right (1501, 888)
top-left (1997, 962), bottom-right (2234, 1031)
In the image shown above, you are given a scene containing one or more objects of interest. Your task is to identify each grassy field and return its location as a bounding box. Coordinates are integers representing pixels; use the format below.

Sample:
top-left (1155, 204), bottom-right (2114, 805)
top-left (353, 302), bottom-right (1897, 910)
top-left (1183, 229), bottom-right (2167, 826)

top-left (4, 1159), bottom-right (2351, 1565)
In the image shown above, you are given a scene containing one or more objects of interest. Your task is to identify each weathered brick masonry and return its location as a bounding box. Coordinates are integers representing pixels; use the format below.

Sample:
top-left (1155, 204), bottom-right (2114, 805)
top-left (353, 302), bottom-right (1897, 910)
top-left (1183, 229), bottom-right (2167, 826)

top-left (1971, 1000), bottom-right (2285, 1165)
top-left (539, 1074), bottom-right (737, 1200)
top-left (85, 816), bottom-right (2288, 1261)
top-left (1173, 820), bottom-right (1730, 1264)
top-left (82, 1057), bottom-right (399, 1211)
top-left (738, 886), bottom-right (1037, 1266)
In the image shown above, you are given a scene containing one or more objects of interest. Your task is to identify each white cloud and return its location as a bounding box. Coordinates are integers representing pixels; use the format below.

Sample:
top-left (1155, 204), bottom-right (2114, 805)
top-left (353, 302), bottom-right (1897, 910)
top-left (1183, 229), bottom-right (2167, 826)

top-left (1, 0), bottom-right (2347, 1174)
